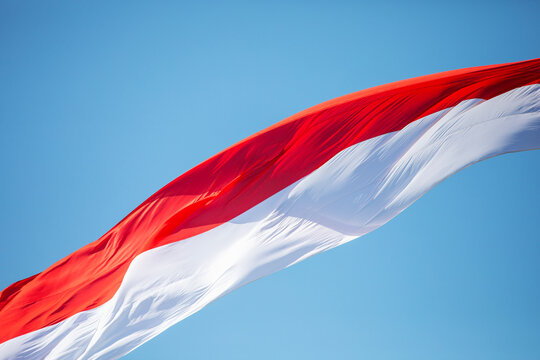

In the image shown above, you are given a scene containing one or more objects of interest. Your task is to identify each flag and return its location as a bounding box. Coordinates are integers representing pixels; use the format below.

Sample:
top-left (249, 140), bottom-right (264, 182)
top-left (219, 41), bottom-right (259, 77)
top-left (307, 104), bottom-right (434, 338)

top-left (1, 58), bottom-right (539, 359)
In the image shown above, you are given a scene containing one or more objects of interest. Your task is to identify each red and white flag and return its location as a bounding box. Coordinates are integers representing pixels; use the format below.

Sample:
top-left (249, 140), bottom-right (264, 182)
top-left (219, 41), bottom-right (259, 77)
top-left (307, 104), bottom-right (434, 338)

top-left (1, 58), bottom-right (539, 359)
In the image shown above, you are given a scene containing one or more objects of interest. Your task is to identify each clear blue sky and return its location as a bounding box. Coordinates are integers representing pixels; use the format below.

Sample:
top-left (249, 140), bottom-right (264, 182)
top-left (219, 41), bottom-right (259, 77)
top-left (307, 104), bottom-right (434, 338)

top-left (1, 1), bottom-right (539, 359)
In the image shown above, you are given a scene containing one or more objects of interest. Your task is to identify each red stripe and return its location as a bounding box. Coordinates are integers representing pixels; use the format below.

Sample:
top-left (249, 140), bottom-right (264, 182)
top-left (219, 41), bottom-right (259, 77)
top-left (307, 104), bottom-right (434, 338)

top-left (1, 58), bottom-right (539, 343)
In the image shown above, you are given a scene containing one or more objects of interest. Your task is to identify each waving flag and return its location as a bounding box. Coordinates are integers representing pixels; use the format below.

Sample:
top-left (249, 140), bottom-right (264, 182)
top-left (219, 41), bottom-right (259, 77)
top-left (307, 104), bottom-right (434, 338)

top-left (1, 58), bottom-right (539, 359)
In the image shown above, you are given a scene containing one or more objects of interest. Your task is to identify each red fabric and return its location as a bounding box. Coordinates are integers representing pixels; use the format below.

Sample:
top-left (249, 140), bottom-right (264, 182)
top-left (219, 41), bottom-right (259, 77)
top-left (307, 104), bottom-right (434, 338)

top-left (1, 58), bottom-right (539, 343)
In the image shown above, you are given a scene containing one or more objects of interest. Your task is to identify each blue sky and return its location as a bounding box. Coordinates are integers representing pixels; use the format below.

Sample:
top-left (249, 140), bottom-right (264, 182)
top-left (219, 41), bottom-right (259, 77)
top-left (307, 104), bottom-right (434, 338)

top-left (1, 1), bottom-right (539, 359)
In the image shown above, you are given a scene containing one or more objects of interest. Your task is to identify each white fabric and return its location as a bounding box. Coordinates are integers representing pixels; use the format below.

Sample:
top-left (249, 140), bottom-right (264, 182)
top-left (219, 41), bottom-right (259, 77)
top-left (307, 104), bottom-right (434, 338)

top-left (2, 84), bottom-right (539, 359)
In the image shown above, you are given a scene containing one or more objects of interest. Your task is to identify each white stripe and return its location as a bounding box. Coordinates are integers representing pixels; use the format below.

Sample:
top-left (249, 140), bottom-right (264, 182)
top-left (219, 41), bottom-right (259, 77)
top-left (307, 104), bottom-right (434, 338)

top-left (2, 84), bottom-right (539, 360)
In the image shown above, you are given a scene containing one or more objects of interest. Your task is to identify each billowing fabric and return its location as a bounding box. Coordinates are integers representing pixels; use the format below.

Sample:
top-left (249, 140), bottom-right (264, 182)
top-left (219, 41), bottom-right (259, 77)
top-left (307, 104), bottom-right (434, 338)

top-left (1, 58), bottom-right (539, 360)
